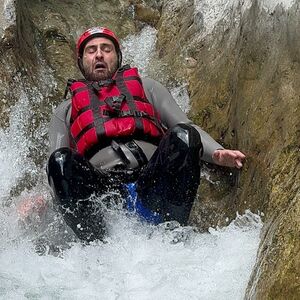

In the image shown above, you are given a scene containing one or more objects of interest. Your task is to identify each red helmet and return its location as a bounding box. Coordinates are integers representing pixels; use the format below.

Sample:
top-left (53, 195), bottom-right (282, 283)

top-left (76, 27), bottom-right (122, 68)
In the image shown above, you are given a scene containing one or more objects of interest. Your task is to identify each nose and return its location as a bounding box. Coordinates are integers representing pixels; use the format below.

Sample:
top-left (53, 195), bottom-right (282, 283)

top-left (95, 46), bottom-right (104, 59)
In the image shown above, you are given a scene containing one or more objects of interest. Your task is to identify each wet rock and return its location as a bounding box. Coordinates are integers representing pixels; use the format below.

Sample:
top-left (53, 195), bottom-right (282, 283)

top-left (131, 2), bottom-right (161, 26)
top-left (156, 0), bottom-right (300, 298)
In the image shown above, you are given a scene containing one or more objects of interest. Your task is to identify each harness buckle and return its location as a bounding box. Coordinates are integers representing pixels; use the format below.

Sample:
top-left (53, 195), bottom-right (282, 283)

top-left (111, 140), bottom-right (148, 169)
top-left (124, 141), bottom-right (148, 167)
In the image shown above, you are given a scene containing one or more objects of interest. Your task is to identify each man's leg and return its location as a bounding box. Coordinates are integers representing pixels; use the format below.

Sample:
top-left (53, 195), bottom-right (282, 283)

top-left (47, 147), bottom-right (115, 242)
top-left (136, 124), bottom-right (202, 225)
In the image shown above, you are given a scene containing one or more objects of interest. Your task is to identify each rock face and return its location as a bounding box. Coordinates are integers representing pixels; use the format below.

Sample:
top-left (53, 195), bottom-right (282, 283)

top-left (0, 0), bottom-right (299, 298)
top-left (155, 1), bottom-right (299, 298)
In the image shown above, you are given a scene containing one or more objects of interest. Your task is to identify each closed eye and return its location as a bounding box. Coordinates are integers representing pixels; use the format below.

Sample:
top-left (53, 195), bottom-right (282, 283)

top-left (84, 44), bottom-right (114, 54)
top-left (85, 45), bottom-right (97, 54)
top-left (101, 44), bottom-right (113, 53)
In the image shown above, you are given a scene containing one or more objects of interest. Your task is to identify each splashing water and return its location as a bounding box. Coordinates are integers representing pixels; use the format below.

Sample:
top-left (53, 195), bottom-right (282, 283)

top-left (192, 0), bottom-right (296, 37)
top-left (0, 204), bottom-right (262, 299)
top-left (122, 26), bottom-right (191, 113)
top-left (170, 84), bottom-right (191, 113)
top-left (0, 26), bottom-right (262, 299)
top-left (0, 93), bottom-right (36, 198)
top-left (122, 26), bottom-right (157, 78)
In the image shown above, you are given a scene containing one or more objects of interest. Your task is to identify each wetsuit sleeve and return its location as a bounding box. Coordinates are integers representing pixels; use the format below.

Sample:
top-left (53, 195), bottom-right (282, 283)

top-left (142, 78), bottom-right (224, 164)
top-left (48, 100), bottom-right (71, 155)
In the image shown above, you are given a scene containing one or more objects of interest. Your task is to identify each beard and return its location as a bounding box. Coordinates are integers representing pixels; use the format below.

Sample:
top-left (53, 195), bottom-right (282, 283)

top-left (82, 60), bottom-right (118, 81)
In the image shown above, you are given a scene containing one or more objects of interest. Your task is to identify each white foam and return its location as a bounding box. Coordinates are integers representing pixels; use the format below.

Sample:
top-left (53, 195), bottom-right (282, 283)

top-left (0, 209), bottom-right (262, 299)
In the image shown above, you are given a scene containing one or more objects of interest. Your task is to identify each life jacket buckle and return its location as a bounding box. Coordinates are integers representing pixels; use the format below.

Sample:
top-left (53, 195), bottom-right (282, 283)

top-left (91, 79), bottom-right (114, 92)
top-left (105, 94), bottom-right (125, 111)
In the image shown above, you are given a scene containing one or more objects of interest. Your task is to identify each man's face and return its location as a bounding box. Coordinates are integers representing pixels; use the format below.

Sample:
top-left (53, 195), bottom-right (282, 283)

top-left (82, 37), bottom-right (118, 81)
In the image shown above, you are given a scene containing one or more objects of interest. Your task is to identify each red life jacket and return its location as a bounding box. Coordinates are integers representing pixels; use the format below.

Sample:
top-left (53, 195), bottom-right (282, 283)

top-left (69, 65), bottom-right (165, 157)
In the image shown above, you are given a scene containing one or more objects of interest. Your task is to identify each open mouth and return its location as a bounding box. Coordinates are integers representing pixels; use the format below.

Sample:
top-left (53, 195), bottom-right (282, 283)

top-left (94, 62), bottom-right (107, 71)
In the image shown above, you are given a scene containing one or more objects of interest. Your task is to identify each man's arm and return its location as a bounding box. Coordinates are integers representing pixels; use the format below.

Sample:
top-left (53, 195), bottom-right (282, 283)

top-left (143, 78), bottom-right (245, 167)
top-left (48, 100), bottom-right (71, 155)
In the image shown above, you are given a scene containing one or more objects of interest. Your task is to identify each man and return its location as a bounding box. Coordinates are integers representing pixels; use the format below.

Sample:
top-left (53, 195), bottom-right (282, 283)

top-left (47, 27), bottom-right (245, 242)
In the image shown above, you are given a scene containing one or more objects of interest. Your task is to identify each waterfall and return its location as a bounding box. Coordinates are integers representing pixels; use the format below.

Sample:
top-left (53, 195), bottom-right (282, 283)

top-left (0, 25), bottom-right (263, 299)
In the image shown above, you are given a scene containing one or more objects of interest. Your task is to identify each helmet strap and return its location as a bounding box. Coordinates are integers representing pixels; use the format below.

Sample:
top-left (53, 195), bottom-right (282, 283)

top-left (117, 51), bottom-right (123, 68)
top-left (77, 57), bottom-right (86, 77)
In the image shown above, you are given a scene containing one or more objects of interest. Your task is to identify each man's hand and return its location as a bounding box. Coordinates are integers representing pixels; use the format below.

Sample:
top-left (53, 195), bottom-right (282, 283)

top-left (17, 196), bottom-right (47, 224)
top-left (212, 149), bottom-right (246, 169)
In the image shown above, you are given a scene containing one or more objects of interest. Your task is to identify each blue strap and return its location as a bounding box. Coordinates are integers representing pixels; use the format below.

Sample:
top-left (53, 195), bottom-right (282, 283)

top-left (125, 183), bottom-right (162, 225)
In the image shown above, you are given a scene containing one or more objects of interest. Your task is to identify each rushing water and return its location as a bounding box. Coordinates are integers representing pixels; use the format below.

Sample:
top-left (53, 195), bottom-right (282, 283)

top-left (0, 26), bottom-right (262, 299)
top-left (0, 207), bottom-right (262, 299)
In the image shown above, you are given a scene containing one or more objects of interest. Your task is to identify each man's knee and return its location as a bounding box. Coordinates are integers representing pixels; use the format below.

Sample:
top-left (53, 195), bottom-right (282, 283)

top-left (47, 148), bottom-right (73, 174)
top-left (47, 147), bottom-right (85, 182)
top-left (46, 148), bottom-right (83, 203)
top-left (168, 124), bottom-right (202, 151)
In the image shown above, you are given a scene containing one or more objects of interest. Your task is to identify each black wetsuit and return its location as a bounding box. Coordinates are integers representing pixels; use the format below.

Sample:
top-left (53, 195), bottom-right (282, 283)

top-left (47, 77), bottom-right (223, 242)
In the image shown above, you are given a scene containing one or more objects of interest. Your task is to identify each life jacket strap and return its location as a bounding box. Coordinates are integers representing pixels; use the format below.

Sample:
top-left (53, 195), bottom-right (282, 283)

top-left (102, 109), bottom-right (149, 118)
top-left (115, 68), bottom-right (144, 135)
top-left (64, 79), bottom-right (76, 100)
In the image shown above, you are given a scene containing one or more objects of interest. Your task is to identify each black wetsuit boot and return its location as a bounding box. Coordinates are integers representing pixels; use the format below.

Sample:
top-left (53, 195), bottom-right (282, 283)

top-left (136, 124), bottom-right (202, 225)
top-left (47, 148), bottom-right (119, 242)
